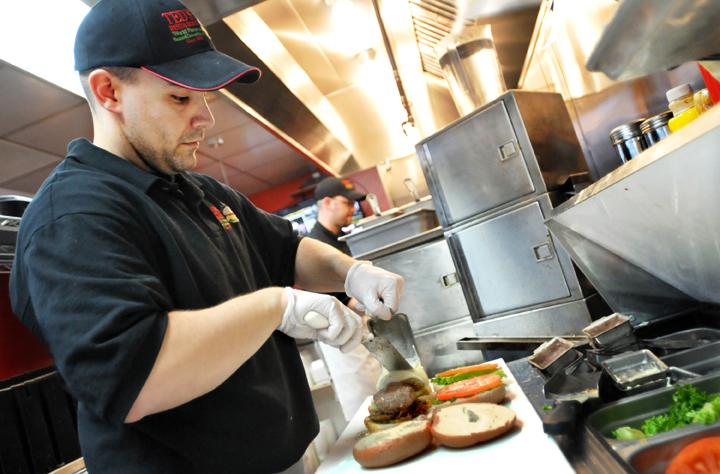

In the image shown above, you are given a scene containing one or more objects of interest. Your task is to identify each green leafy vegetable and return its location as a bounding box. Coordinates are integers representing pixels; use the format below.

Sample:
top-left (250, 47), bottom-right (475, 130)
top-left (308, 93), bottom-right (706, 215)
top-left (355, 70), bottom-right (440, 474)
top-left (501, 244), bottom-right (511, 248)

top-left (432, 368), bottom-right (505, 386)
top-left (542, 404), bottom-right (554, 411)
top-left (612, 427), bottom-right (646, 440)
top-left (613, 384), bottom-right (720, 440)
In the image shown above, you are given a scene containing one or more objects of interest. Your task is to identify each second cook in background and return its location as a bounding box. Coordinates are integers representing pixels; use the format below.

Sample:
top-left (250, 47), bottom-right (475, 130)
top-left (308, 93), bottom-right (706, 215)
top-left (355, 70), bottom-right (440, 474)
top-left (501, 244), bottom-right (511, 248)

top-left (309, 176), bottom-right (384, 421)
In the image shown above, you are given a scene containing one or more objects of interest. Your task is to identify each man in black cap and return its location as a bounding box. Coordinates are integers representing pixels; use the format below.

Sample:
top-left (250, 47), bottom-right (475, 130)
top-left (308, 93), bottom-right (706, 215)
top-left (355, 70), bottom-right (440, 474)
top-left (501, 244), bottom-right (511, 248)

top-left (9, 1), bottom-right (403, 473)
top-left (309, 176), bottom-right (366, 258)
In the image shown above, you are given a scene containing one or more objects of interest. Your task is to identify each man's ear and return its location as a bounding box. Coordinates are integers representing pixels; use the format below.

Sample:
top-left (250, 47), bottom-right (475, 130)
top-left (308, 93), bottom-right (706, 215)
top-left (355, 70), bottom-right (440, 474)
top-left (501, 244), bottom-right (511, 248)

top-left (87, 69), bottom-right (122, 114)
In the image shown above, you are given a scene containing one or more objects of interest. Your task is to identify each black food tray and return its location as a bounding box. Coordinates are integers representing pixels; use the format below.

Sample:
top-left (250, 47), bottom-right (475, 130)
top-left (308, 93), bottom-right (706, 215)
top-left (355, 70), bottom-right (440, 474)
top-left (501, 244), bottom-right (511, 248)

top-left (661, 340), bottom-right (720, 376)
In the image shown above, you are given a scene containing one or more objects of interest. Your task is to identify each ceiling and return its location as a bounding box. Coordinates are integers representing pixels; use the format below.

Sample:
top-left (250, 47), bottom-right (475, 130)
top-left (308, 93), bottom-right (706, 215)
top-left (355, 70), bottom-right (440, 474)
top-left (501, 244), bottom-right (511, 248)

top-left (2, 0), bottom-right (542, 198)
top-left (0, 59), bottom-right (318, 197)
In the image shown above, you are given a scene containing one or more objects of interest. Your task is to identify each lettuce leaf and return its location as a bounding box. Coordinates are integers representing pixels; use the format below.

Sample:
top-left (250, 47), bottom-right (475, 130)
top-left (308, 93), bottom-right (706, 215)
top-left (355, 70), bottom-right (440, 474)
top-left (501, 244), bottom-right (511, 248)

top-left (431, 368), bottom-right (505, 386)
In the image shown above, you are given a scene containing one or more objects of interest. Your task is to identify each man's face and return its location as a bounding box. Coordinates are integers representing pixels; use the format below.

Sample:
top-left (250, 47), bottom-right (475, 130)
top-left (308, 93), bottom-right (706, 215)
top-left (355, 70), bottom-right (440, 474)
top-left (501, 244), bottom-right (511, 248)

top-left (119, 71), bottom-right (215, 175)
top-left (330, 195), bottom-right (356, 227)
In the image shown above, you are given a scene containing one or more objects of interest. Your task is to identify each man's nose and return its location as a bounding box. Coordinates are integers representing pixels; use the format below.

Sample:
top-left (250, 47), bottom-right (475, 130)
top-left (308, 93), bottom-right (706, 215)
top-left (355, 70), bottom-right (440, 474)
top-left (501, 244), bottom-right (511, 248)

top-left (193, 97), bottom-right (215, 131)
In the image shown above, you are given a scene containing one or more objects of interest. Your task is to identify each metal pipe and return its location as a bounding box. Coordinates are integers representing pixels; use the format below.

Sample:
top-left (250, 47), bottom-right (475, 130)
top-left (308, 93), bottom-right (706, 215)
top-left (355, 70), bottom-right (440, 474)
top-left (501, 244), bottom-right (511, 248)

top-left (370, 0), bottom-right (415, 130)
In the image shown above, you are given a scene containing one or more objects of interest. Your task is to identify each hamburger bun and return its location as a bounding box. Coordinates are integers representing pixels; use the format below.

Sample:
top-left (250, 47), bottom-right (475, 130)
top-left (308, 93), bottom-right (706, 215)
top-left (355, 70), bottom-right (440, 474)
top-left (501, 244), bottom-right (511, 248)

top-left (353, 419), bottom-right (432, 468)
top-left (430, 402), bottom-right (516, 448)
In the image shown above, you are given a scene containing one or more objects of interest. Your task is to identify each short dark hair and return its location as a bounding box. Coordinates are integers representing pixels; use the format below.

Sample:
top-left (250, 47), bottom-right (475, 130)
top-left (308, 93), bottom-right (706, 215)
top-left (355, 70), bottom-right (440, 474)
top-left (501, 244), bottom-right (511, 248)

top-left (79, 66), bottom-right (139, 111)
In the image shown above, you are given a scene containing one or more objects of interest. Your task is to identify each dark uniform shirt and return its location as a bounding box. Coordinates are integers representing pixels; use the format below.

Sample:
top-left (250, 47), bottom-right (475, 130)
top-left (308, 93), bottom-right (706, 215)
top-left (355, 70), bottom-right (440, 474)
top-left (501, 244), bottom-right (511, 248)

top-left (308, 221), bottom-right (350, 255)
top-left (10, 139), bottom-right (317, 474)
top-left (308, 222), bottom-right (351, 305)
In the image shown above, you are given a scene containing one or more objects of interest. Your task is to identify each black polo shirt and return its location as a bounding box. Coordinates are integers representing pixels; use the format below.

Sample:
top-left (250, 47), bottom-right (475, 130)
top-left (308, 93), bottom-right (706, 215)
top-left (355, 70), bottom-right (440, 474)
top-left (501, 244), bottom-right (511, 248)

top-left (10, 139), bottom-right (318, 474)
top-left (308, 221), bottom-right (350, 255)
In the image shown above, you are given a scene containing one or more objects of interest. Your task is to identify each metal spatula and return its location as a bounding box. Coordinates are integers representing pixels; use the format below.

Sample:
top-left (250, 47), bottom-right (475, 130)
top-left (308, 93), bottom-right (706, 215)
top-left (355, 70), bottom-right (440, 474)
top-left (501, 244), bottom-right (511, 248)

top-left (362, 335), bottom-right (412, 371)
top-left (304, 311), bottom-right (412, 371)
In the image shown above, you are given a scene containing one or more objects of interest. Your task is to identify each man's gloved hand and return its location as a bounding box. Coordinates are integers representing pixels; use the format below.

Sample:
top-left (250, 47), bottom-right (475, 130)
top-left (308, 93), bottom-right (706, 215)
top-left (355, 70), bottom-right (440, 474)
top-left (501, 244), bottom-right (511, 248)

top-left (344, 262), bottom-right (404, 320)
top-left (279, 287), bottom-right (363, 352)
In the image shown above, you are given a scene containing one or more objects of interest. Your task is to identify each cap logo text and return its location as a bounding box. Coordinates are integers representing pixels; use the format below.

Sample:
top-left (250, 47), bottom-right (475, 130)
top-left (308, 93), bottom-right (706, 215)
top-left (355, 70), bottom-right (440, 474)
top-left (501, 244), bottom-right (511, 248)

top-left (161, 9), bottom-right (206, 44)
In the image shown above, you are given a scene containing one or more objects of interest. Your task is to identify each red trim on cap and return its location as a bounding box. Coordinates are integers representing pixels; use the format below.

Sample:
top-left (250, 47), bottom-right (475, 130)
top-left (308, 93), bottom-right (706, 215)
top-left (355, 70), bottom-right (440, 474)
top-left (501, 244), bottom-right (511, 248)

top-left (140, 66), bottom-right (262, 91)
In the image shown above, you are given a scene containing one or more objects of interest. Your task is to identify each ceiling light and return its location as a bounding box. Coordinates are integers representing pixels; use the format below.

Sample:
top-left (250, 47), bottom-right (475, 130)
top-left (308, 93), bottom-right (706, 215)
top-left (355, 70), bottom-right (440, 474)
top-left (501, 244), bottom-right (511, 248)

top-left (0, 0), bottom-right (89, 97)
top-left (207, 136), bottom-right (225, 148)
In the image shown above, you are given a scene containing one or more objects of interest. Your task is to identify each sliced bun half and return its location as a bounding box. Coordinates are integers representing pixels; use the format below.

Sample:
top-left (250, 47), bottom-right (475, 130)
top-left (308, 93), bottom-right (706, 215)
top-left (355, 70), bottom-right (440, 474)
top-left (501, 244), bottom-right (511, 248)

top-left (353, 419), bottom-right (432, 468)
top-left (430, 402), bottom-right (516, 448)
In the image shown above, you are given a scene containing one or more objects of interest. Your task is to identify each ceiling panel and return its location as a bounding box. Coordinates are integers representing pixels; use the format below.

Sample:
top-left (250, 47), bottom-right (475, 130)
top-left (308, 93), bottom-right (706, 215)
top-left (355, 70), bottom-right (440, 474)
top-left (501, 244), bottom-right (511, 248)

top-left (199, 122), bottom-right (277, 160)
top-left (223, 139), bottom-right (301, 171)
top-left (225, 169), bottom-right (268, 195)
top-left (245, 154), bottom-right (312, 185)
top-left (0, 162), bottom-right (58, 194)
top-left (206, 93), bottom-right (253, 134)
top-left (0, 61), bottom-right (84, 136)
top-left (7, 104), bottom-right (92, 157)
top-left (0, 139), bottom-right (61, 183)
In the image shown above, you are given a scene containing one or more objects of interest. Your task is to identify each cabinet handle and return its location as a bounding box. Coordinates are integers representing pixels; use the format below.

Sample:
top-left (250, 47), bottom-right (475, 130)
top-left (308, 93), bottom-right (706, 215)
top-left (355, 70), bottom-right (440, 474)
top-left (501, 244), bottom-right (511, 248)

top-left (498, 140), bottom-right (519, 161)
top-left (532, 242), bottom-right (555, 262)
top-left (441, 272), bottom-right (459, 288)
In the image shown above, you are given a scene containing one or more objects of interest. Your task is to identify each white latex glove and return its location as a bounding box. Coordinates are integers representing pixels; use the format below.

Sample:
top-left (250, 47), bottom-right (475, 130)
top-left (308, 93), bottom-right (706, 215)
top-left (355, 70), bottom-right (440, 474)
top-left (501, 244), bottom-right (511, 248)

top-left (279, 287), bottom-right (363, 352)
top-left (344, 262), bottom-right (404, 320)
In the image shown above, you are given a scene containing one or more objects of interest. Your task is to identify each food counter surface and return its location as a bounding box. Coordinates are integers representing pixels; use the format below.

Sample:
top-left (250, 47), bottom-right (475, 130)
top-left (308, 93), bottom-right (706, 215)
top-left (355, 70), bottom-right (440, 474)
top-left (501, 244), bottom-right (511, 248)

top-left (316, 359), bottom-right (573, 473)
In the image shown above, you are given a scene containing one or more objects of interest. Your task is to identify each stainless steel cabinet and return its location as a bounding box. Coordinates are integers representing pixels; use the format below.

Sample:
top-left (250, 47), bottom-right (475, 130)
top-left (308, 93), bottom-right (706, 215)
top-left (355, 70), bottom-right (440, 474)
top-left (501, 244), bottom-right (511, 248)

top-left (417, 91), bottom-right (587, 228)
top-left (420, 102), bottom-right (536, 226)
top-left (415, 91), bottom-right (602, 339)
top-left (372, 238), bottom-right (469, 332)
top-left (447, 196), bottom-right (571, 316)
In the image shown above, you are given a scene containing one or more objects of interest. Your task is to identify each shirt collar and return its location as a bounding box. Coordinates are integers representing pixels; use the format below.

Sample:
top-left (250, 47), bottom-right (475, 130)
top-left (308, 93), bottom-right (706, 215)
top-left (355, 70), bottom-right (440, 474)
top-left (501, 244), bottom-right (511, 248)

top-left (66, 138), bottom-right (204, 197)
top-left (317, 221), bottom-right (343, 238)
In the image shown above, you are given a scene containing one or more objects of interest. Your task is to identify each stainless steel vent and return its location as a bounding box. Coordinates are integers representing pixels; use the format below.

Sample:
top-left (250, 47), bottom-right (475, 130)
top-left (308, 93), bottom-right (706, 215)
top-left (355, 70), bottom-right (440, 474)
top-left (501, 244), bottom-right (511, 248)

top-left (409, 0), bottom-right (471, 78)
top-left (408, 0), bottom-right (541, 89)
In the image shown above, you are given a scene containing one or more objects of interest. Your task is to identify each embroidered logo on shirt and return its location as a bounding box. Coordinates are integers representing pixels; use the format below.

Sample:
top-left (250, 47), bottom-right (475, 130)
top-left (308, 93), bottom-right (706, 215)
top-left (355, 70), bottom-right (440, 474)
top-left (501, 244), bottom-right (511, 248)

top-left (208, 204), bottom-right (232, 231)
top-left (222, 205), bottom-right (239, 224)
top-left (160, 9), bottom-right (207, 45)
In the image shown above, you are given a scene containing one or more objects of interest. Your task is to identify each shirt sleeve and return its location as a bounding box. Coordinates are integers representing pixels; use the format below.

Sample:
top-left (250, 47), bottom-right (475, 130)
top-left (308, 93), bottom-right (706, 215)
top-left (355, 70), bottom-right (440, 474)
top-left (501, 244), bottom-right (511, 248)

top-left (20, 212), bottom-right (170, 425)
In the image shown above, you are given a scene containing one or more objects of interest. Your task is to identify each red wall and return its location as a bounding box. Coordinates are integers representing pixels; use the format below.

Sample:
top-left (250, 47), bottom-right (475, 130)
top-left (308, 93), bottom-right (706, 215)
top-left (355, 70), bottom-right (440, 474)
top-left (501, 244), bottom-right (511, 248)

top-left (346, 167), bottom-right (392, 216)
top-left (0, 272), bottom-right (53, 381)
top-left (248, 173), bottom-right (315, 213)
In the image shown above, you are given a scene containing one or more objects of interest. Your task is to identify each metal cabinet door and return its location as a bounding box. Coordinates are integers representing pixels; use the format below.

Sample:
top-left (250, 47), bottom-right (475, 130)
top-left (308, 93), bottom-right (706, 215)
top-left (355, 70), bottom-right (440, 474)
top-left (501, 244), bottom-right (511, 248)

top-left (449, 200), bottom-right (570, 316)
top-left (421, 101), bottom-right (535, 226)
top-left (372, 239), bottom-right (469, 332)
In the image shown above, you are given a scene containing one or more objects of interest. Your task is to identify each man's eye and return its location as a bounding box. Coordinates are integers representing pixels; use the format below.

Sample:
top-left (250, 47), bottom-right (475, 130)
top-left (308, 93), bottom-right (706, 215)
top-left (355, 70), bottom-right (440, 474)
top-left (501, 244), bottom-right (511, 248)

top-left (171, 95), bottom-right (189, 103)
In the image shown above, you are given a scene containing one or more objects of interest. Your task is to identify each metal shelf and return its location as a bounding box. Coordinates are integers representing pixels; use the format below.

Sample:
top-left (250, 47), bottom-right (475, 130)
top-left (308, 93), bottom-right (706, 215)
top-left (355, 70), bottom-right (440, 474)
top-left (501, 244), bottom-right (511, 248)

top-left (586, 0), bottom-right (720, 81)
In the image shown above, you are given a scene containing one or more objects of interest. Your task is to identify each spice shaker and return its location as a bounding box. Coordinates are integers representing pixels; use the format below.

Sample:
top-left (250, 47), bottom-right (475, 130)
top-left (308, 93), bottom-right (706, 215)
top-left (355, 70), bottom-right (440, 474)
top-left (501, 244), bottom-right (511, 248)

top-left (639, 111), bottom-right (672, 147)
top-left (609, 119), bottom-right (646, 163)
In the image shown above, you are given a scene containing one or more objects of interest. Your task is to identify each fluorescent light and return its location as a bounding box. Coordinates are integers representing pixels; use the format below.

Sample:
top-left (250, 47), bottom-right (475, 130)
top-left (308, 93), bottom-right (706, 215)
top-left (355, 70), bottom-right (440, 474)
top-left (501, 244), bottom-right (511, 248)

top-left (0, 0), bottom-right (89, 97)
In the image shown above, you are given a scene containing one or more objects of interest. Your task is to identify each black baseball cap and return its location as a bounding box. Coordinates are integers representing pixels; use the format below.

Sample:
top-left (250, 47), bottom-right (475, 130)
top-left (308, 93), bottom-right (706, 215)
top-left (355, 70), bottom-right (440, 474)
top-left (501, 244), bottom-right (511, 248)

top-left (74, 0), bottom-right (260, 91)
top-left (314, 177), bottom-right (365, 202)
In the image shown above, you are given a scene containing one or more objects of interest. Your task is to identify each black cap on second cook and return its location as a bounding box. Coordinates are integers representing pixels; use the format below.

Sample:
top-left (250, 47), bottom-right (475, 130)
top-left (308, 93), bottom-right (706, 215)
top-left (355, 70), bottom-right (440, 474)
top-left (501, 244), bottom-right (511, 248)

top-left (314, 177), bottom-right (366, 202)
top-left (74, 0), bottom-right (260, 91)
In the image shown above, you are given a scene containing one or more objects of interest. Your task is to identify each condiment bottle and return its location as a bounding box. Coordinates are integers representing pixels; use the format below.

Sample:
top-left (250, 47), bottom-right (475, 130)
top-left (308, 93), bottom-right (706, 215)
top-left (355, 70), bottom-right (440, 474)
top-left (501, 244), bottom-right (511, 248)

top-left (666, 83), bottom-right (699, 132)
top-left (694, 88), bottom-right (713, 114)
